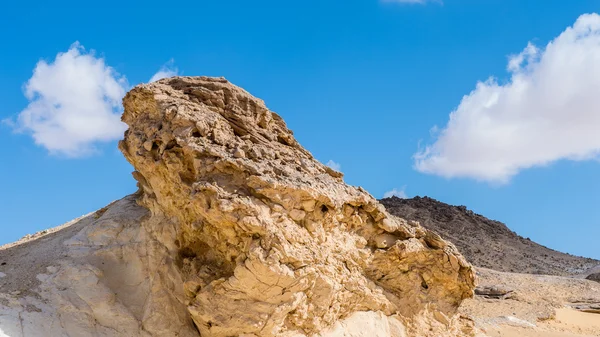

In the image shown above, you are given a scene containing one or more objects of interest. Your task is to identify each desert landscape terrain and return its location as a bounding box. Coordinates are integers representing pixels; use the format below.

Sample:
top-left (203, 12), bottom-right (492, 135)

top-left (0, 77), bottom-right (599, 337)
top-left (383, 196), bottom-right (600, 336)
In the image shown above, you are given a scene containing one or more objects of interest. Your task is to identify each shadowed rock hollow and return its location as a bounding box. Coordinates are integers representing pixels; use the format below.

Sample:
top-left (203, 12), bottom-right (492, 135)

top-left (0, 76), bottom-right (476, 337)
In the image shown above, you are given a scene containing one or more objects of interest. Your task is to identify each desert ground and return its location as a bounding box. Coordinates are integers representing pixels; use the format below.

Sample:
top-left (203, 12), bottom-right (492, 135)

top-left (462, 268), bottom-right (600, 336)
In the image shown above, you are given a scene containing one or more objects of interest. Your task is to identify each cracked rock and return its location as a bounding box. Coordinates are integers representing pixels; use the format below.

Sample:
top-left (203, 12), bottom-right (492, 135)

top-left (0, 76), bottom-right (476, 337)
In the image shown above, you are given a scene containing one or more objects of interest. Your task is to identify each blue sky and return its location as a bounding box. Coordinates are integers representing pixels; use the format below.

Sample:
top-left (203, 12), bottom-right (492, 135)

top-left (1, 0), bottom-right (600, 259)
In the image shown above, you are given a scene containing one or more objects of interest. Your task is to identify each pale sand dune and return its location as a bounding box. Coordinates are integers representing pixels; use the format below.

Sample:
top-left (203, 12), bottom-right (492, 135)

top-left (545, 308), bottom-right (600, 335)
top-left (485, 309), bottom-right (600, 336)
top-left (487, 326), bottom-right (591, 337)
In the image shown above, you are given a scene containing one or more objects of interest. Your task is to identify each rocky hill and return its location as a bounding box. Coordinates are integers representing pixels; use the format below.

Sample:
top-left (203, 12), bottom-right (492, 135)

top-left (0, 77), bottom-right (477, 337)
top-left (381, 196), bottom-right (599, 276)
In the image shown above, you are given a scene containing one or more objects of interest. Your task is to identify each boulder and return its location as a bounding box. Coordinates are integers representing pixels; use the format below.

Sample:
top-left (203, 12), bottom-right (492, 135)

top-left (586, 273), bottom-right (600, 282)
top-left (474, 285), bottom-right (514, 299)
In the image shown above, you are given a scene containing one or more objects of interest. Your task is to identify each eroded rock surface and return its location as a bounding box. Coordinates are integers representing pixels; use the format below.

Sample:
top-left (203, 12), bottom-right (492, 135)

top-left (119, 76), bottom-right (476, 336)
top-left (0, 76), bottom-right (476, 337)
top-left (0, 196), bottom-right (198, 337)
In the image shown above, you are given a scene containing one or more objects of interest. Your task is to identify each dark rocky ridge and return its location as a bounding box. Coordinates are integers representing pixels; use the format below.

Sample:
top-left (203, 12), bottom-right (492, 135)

top-left (587, 273), bottom-right (600, 283)
top-left (381, 196), bottom-right (599, 276)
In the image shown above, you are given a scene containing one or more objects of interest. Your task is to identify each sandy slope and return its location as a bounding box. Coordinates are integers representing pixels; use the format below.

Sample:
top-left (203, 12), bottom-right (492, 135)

top-left (486, 309), bottom-right (600, 337)
top-left (0, 196), bottom-right (201, 337)
top-left (462, 268), bottom-right (600, 337)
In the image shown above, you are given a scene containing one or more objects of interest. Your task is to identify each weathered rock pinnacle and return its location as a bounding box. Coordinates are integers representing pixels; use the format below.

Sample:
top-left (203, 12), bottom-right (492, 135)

top-left (0, 76), bottom-right (476, 337)
top-left (119, 76), bottom-right (476, 336)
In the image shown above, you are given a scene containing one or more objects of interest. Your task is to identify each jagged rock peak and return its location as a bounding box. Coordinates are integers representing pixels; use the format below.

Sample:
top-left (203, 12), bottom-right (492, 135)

top-left (119, 76), bottom-right (476, 336)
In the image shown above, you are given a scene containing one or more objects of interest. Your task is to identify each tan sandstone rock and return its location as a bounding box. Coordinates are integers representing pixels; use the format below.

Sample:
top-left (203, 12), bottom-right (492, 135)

top-left (0, 76), bottom-right (476, 337)
top-left (119, 76), bottom-right (476, 336)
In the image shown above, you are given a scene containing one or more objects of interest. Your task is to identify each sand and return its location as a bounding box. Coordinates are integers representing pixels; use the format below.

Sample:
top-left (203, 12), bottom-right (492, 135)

top-left (462, 267), bottom-right (600, 337)
top-left (483, 308), bottom-right (600, 336)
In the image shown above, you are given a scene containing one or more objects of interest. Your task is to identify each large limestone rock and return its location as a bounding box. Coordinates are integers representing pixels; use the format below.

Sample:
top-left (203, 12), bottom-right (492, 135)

top-left (119, 76), bottom-right (476, 336)
top-left (0, 76), bottom-right (476, 337)
top-left (0, 196), bottom-right (199, 337)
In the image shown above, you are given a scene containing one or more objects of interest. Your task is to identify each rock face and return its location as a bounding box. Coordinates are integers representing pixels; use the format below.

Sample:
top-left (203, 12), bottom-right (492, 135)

top-left (119, 76), bottom-right (475, 336)
top-left (381, 196), bottom-right (599, 276)
top-left (586, 273), bottom-right (600, 283)
top-left (474, 285), bottom-right (514, 299)
top-left (0, 196), bottom-right (199, 337)
top-left (0, 76), bottom-right (476, 337)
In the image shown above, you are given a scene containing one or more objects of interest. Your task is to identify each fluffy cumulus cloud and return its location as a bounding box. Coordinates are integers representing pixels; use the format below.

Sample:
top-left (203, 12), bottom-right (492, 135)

top-left (10, 42), bottom-right (128, 157)
top-left (414, 14), bottom-right (600, 183)
top-left (149, 60), bottom-right (179, 82)
top-left (326, 160), bottom-right (342, 171)
top-left (383, 187), bottom-right (408, 199)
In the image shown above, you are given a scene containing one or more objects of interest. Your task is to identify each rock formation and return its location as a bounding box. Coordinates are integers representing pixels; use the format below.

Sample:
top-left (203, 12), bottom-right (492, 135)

top-left (381, 196), bottom-right (599, 276)
top-left (586, 273), bottom-right (600, 283)
top-left (0, 196), bottom-right (199, 337)
top-left (0, 76), bottom-right (476, 337)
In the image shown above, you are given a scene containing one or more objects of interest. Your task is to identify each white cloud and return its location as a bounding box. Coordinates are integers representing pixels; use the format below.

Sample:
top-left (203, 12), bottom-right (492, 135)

top-left (414, 13), bottom-right (600, 183)
top-left (326, 160), bottom-right (342, 171)
top-left (383, 187), bottom-right (408, 199)
top-left (9, 42), bottom-right (128, 157)
top-left (149, 60), bottom-right (179, 82)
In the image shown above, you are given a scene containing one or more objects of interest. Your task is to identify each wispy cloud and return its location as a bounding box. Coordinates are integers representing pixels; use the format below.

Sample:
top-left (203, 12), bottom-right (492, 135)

top-left (383, 187), bottom-right (408, 199)
top-left (414, 13), bottom-right (600, 183)
top-left (7, 42), bottom-right (128, 157)
top-left (149, 59), bottom-right (179, 82)
top-left (326, 160), bottom-right (342, 172)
